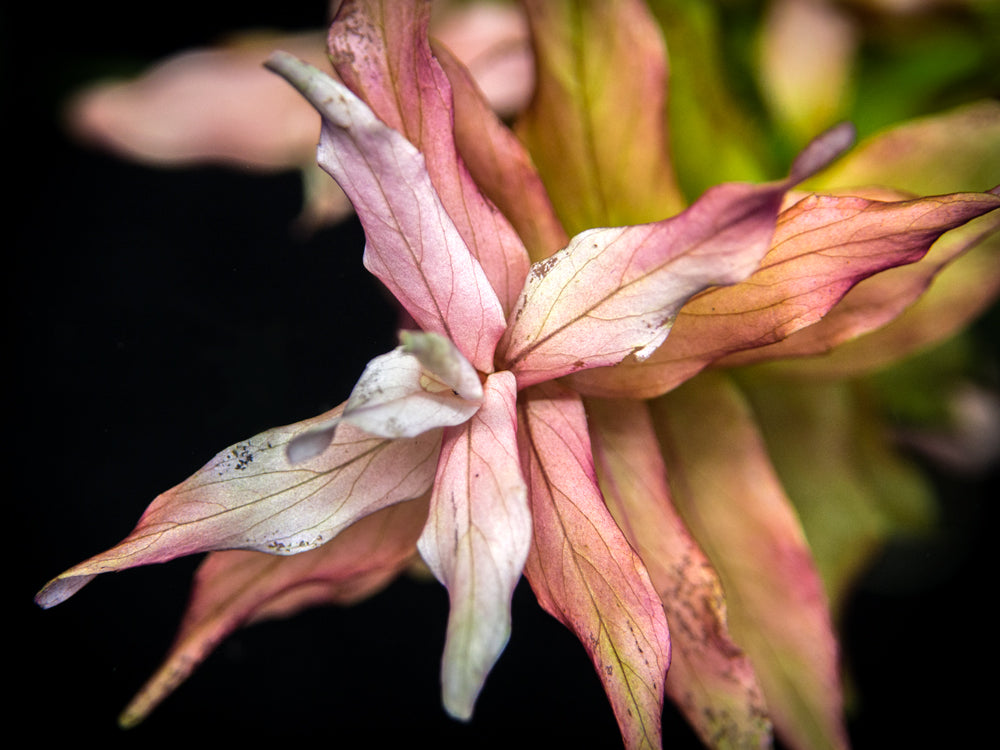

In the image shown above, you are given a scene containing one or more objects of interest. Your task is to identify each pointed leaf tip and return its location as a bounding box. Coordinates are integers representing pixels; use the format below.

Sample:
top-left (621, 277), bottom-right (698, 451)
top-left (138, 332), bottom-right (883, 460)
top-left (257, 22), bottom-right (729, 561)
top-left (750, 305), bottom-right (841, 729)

top-left (789, 122), bottom-right (856, 183)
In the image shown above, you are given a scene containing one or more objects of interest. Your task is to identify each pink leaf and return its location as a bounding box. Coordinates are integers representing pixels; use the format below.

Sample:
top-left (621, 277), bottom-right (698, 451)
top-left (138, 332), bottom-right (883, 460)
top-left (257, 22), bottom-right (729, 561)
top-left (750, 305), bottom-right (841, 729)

top-left (118, 497), bottom-right (429, 727)
top-left (498, 124), bottom-right (854, 388)
top-left (417, 371), bottom-right (530, 719)
top-left (517, 380), bottom-right (670, 750)
top-left (67, 31), bottom-right (327, 170)
top-left (653, 373), bottom-right (849, 750)
top-left (434, 39), bottom-right (569, 263)
top-left (35, 403), bottom-right (441, 609)
top-left (572, 188), bottom-right (1000, 398)
top-left (265, 51), bottom-right (505, 373)
top-left (587, 397), bottom-right (772, 749)
top-left (328, 0), bottom-right (531, 314)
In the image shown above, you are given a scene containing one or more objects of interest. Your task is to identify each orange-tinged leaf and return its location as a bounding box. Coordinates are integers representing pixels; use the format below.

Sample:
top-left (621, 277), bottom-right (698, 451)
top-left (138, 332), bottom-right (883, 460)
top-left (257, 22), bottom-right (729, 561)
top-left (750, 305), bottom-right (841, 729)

top-left (35, 403), bottom-right (441, 609)
top-left (265, 51), bottom-right (505, 373)
top-left (328, 0), bottom-right (530, 313)
top-left (572, 189), bottom-right (1000, 397)
top-left (417, 371), bottom-right (530, 720)
top-left (517, 381), bottom-right (670, 750)
top-left (652, 373), bottom-right (848, 750)
top-left (741, 206), bottom-right (1000, 378)
top-left (118, 497), bottom-right (429, 727)
top-left (587, 397), bottom-right (772, 750)
top-left (810, 99), bottom-right (1000, 197)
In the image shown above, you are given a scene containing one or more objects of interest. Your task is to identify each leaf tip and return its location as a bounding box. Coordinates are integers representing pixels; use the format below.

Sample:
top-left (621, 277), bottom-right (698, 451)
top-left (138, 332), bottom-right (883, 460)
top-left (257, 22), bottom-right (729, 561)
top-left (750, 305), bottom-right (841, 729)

top-left (789, 122), bottom-right (856, 183)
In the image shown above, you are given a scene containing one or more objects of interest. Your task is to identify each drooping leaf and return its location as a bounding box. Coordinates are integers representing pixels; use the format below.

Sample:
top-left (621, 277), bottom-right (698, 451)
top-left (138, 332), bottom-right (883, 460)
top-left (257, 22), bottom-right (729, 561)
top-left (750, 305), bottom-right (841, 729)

top-left (265, 52), bottom-right (505, 373)
top-left (572, 188), bottom-right (1000, 397)
top-left (499, 124), bottom-right (855, 388)
top-left (118, 497), bottom-right (429, 728)
top-left (35, 403), bottom-right (441, 609)
top-left (517, 0), bottom-right (685, 233)
top-left (587, 397), bottom-right (772, 750)
top-left (417, 371), bottom-right (530, 720)
top-left (652, 373), bottom-right (848, 750)
top-left (517, 380), bottom-right (670, 750)
top-left (328, 0), bottom-right (530, 313)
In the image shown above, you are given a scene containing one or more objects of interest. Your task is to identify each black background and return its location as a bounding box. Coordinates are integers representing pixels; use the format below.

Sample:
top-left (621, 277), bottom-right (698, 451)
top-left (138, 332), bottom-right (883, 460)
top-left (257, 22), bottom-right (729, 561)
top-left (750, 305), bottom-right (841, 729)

top-left (8, 2), bottom-right (996, 748)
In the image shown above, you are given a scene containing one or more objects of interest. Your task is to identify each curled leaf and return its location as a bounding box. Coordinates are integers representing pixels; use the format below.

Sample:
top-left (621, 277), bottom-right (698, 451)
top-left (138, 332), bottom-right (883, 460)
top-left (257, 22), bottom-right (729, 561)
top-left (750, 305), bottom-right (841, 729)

top-left (341, 333), bottom-right (483, 439)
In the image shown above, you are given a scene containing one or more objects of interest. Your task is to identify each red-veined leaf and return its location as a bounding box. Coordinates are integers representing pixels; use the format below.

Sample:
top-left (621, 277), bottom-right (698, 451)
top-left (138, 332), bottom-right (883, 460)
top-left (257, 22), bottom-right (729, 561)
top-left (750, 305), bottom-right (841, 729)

top-left (572, 189), bottom-right (1000, 397)
top-left (517, 380), bottom-right (670, 750)
top-left (265, 51), bottom-right (505, 373)
top-left (328, 0), bottom-right (530, 313)
top-left (36, 403), bottom-right (441, 608)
